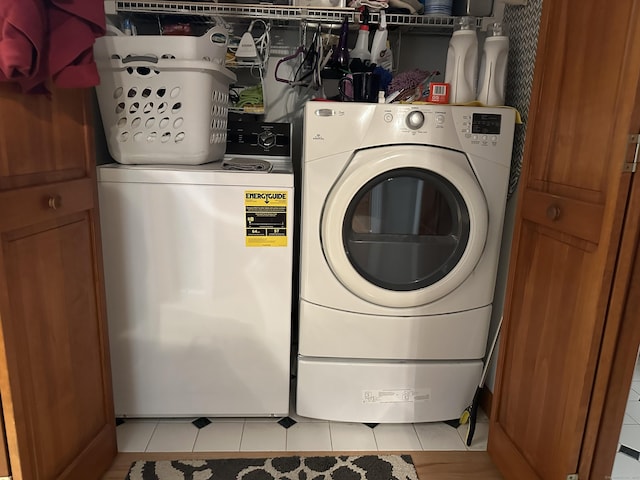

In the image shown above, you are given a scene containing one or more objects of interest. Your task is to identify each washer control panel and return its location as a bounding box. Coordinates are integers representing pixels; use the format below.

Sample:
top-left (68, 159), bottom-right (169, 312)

top-left (226, 121), bottom-right (291, 157)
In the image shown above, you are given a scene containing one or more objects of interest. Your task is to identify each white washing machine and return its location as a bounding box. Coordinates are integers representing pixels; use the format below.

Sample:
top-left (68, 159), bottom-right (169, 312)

top-left (296, 102), bottom-right (515, 423)
top-left (98, 139), bottom-right (294, 417)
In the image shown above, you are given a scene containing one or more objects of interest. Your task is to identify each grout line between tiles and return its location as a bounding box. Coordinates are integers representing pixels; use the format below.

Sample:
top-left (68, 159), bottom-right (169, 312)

top-left (328, 422), bottom-right (334, 451)
top-left (144, 422), bottom-right (159, 453)
top-left (372, 425), bottom-right (380, 451)
top-left (192, 426), bottom-right (201, 453)
top-left (187, 428), bottom-right (195, 453)
top-left (285, 425), bottom-right (289, 452)
top-left (239, 420), bottom-right (246, 452)
top-left (412, 424), bottom-right (425, 451)
top-left (329, 422), bottom-right (334, 452)
top-left (456, 423), bottom-right (469, 451)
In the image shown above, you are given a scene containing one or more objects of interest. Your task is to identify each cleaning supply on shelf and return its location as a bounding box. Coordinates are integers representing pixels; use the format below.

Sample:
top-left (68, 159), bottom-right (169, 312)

top-left (370, 10), bottom-right (392, 71)
top-left (373, 65), bottom-right (393, 93)
top-left (122, 18), bottom-right (134, 35)
top-left (444, 16), bottom-right (478, 103)
top-left (476, 22), bottom-right (509, 106)
top-left (350, 8), bottom-right (371, 63)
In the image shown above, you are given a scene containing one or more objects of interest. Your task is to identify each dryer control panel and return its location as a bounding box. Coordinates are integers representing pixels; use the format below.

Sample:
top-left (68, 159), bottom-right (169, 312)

top-left (471, 113), bottom-right (502, 134)
top-left (376, 105), bottom-right (514, 157)
top-left (304, 102), bottom-right (516, 168)
top-left (455, 112), bottom-right (504, 147)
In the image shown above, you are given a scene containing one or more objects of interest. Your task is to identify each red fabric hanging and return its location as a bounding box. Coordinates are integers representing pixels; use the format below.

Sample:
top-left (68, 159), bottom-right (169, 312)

top-left (47, 0), bottom-right (106, 88)
top-left (0, 0), bottom-right (105, 93)
top-left (0, 0), bottom-right (47, 93)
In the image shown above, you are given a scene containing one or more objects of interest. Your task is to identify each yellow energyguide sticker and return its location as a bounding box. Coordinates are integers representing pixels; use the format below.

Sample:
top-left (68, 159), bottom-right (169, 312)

top-left (245, 191), bottom-right (288, 247)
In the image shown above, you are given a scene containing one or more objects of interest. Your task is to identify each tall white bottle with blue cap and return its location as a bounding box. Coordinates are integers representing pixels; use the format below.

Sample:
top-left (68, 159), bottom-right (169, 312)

top-left (476, 22), bottom-right (509, 106)
top-left (444, 16), bottom-right (478, 104)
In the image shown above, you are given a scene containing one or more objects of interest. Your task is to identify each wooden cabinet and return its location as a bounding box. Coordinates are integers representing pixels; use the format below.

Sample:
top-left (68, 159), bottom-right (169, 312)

top-left (489, 1), bottom-right (640, 479)
top-left (0, 84), bottom-right (116, 479)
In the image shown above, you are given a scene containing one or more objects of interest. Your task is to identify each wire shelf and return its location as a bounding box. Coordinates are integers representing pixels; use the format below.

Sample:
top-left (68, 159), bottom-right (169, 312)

top-left (109, 1), bottom-right (482, 28)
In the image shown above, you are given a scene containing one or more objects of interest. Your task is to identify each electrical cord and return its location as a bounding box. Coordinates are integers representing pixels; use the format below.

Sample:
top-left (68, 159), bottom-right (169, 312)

top-left (248, 19), bottom-right (271, 68)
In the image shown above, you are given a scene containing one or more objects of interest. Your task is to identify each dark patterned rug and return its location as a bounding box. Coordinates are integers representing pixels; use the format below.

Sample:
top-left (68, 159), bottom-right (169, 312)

top-left (126, 454), bottom-right (418, 480)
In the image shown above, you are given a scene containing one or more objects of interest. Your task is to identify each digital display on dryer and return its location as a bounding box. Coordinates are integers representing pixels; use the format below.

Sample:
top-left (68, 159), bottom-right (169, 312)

top-left (472, 113), bottom-right (501, 134)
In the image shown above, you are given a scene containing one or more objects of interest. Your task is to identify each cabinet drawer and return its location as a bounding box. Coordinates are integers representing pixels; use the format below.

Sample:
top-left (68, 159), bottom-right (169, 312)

top-left (0, 178), bottom-right (94, 233)
top-left (521, 189), bottom-right (604, 245)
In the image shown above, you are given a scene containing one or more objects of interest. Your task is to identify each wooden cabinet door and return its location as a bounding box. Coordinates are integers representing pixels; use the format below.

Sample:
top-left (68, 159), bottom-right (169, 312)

top-left (488, 1), bottom-right (640, 479)
top-left (0, 84), bottom-right (116, 479)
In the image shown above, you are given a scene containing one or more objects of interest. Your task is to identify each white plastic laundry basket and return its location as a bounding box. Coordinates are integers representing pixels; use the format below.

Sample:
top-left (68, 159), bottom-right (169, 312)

top-left (94, 27), bottom-right (237, 165)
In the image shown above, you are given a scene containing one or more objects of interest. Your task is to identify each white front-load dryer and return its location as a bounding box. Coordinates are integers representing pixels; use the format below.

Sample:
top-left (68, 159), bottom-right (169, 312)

top-left (296, 102), bottom-right (516, 423)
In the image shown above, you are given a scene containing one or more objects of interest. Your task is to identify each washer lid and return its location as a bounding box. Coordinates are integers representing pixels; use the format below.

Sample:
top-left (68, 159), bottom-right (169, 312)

top-left (321, 145), bottom-right (488, 308)
top-left (97, 162), bottom-right (293, 187)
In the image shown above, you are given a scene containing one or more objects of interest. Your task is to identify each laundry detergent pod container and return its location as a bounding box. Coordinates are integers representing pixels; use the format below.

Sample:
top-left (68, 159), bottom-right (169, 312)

top-left (94, 26), bottom-right (237, 165)
top-left (444, 16), bottom-right (478, 104)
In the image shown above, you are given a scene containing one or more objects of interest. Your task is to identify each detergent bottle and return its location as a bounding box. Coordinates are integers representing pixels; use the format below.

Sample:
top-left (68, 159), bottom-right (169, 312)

top-left (444, 16), bottom-right (478, 104)
top-left (476, 22), bottom-right (509, 106)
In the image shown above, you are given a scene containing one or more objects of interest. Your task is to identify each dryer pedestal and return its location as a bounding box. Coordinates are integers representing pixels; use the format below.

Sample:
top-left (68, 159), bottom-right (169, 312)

top-left (296, 357), bottom-right (481, 423)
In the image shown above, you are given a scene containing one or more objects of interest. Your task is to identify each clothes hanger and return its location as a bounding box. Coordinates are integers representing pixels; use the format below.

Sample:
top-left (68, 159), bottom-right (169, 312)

top-left (274, 24), bottom-right (325, 89)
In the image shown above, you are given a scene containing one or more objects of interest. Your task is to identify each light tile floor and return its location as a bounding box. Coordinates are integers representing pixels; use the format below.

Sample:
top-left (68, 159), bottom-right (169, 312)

top-left (116, 409), bottom-right (490, 454)
top-left (612, 355), bottom-right (640, 480)
top-left (115, 356), bottom-right (640, 473)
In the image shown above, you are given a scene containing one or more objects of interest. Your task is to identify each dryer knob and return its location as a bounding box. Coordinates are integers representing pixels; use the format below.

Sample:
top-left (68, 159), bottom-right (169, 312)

top-left (406, 111), bottom-right (425, 130)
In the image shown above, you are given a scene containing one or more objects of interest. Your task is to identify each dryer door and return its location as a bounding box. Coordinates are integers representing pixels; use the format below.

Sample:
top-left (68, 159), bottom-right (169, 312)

top-left (321, 145), bottom-right (488, 308)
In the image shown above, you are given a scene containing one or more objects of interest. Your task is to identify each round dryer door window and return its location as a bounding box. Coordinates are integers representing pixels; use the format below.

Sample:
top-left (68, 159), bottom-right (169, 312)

top-left (321, 145), bottom-right (488, 308)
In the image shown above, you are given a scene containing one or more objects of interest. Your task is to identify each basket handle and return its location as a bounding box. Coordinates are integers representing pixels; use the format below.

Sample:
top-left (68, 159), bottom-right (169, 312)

top-left (122, 55), bottom-right (159, 64)
top-left (202, 25), bottom-right (230, 48)
top-left (100, 58), bottom-right (237, 83)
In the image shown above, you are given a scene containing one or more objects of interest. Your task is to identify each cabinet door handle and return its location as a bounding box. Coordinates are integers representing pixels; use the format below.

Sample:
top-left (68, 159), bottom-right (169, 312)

top-left (546, 204), bottom-right (561, 221)
top-left (48, 195), bottom-right (62, 210)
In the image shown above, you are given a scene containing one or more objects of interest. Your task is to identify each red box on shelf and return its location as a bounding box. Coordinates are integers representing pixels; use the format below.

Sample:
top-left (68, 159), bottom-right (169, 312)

top-left (428, 82), bottom-right (450, 104)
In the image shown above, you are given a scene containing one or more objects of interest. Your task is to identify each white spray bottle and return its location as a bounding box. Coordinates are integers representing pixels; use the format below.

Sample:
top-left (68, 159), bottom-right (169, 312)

top-left (476, 22), bottom-right (509, 106)
top-left (370, 10), bottom-right (392, 71)
top-left (351, 8), bottom-right (371, 62)
top-left (350, 25), bottom-right (371, 62)
top-left (444, 16), bottom-right (478, 104)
